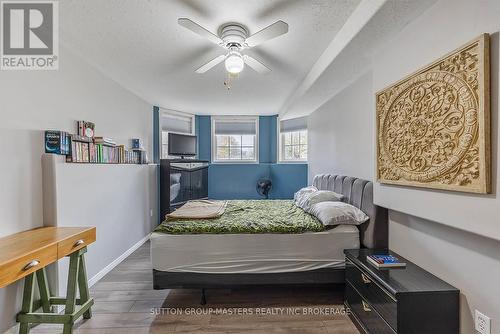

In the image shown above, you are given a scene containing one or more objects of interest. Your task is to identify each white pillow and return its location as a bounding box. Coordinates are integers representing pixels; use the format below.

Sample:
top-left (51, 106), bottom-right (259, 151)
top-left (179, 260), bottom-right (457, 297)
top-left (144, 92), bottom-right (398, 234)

top-left (309, 201), bottom-right (369, 226)
top-left (306, 190), bottom-right (344, 206)
top-left (296, 190), bottom-right (344, 211)
top-left (294, 186), bottom-right (317, 208)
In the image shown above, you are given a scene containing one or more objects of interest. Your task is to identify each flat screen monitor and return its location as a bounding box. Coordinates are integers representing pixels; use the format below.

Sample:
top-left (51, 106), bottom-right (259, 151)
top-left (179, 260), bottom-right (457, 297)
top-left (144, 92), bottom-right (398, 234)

top-left (168, 133), bottom-right (197, 157)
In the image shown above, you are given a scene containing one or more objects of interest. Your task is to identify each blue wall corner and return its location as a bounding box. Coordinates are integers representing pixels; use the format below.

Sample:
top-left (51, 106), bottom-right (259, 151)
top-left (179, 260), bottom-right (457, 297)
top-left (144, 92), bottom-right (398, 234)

top-left (269, 115), bottom-right (277, 163)
top-left (259, 115), bottom-right (277, 163)
top-left (196, 115), bottom-right (211, 162)
top-left (195, 114), bottom-right (307, 199)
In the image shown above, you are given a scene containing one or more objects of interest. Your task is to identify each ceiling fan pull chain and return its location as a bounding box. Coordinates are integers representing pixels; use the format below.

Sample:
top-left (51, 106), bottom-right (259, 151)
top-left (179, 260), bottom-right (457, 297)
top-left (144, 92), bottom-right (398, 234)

top-left (224, 73), bottom-right (231, 90)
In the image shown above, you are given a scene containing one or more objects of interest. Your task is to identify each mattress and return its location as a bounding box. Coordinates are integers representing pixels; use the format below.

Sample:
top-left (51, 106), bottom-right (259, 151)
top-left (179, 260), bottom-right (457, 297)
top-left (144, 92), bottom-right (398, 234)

top-left (150, 225), bottom-right (360, 274)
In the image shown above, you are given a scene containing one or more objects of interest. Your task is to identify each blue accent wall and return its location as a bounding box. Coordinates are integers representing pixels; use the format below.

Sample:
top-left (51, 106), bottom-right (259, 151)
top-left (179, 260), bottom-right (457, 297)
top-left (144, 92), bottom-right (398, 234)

top-left (208, 164), bottom-right (271, 199)
top-left (196, 115), bottom-right (307, 199)
top-left (195, 115), bottom-right (211, 161)
top-left (270, 164), bottom-right (308, 199)
top-left (259, 115), bottom-right (277, 163)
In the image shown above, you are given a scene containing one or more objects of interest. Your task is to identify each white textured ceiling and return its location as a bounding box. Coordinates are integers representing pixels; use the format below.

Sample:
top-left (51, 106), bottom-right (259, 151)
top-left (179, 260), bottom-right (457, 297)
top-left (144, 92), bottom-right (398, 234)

top-left (60, 0), bottom-right (362, 115)
top-left (282, 0), bottom-right (438, 119)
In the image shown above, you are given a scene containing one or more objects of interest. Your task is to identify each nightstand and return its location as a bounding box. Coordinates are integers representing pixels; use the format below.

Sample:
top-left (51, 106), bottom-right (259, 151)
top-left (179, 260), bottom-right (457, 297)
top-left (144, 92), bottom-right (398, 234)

top-left (344, 249), bottom-right (459, 334)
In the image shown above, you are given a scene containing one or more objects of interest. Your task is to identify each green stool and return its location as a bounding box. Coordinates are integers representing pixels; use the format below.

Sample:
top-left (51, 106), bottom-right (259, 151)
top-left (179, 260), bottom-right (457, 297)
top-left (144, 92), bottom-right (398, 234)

top-left (16, 247), bottom-right (94, 334)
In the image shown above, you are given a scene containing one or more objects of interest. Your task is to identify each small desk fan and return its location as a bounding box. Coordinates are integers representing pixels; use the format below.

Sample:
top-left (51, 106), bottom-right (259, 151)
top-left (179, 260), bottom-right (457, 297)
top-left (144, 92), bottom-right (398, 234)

top-left (256, 178), bottom-right (272, 199)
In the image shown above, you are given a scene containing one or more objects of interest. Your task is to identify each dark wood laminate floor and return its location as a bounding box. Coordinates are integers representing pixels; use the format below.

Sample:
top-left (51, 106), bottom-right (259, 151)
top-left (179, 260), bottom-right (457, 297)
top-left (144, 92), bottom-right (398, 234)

top-left (32, 242), bottom-right (359, 334)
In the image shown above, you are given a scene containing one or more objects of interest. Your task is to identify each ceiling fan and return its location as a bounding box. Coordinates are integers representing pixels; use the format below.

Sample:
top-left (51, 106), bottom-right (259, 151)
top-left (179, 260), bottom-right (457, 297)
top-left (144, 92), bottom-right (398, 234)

top-left (178, 18), bottom-right (289, 75)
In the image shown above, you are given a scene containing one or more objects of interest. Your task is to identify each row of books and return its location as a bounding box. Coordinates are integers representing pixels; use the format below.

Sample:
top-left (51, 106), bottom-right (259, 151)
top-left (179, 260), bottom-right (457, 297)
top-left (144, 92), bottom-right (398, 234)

top-left (67, 140), bottom-right (144, 164)
top-left (45, 130), bottom-right (146, 164)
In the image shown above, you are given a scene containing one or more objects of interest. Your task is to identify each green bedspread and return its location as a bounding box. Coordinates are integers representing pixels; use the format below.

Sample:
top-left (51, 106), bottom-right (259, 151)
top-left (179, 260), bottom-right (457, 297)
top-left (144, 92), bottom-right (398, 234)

top-left (155, 200), bottom-right (325, 235)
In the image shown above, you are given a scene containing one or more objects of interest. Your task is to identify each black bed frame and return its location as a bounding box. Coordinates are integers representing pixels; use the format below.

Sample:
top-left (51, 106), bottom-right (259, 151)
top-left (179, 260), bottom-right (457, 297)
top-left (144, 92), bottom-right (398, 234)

top-left (153, 269), bottom-right (345, 305)
top-left (152, 175), bottom-right (388, 301)
top-left (153, 268), bottom-right (345, 289)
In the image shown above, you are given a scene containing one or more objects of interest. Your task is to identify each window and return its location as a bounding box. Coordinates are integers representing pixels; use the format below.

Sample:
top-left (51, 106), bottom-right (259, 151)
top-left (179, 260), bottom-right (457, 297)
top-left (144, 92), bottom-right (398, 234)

top-left (212, 117), bottom-right (258, 163)
top-left (159, 109), bottom-right (195, 159)
top-left (161, 131), bottom-right (169, 159)
top-left (279, 117), bottom-right (308, 162)
top-left (216, 135), bottom-right (256, 160)
top-left (282, 130), bottom-right (308, 160)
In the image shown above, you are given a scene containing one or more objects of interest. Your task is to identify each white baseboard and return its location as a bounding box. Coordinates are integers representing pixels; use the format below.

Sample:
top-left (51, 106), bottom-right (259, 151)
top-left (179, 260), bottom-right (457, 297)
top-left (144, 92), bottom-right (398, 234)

top-left (88, 234), bottom-right (150, 287)
top-left (3, 324), bottom-right (18, 334)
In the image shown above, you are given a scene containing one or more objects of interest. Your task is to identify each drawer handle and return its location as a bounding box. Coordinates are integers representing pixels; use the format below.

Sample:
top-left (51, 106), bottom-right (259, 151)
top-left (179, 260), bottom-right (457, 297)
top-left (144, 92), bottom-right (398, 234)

top-left (73, 239), bottom-right (85, 247)
top-left (23, 260), bottom-right (40, 271)
top-left (362, 300), bottom-right (372, 312)
top-left (361, 273), bottom-right (371, 284)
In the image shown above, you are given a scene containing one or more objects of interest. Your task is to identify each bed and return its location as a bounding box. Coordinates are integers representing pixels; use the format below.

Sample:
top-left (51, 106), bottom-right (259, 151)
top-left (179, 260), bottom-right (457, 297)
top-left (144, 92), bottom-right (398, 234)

top-left (151, 174), bottom-right (388, 291)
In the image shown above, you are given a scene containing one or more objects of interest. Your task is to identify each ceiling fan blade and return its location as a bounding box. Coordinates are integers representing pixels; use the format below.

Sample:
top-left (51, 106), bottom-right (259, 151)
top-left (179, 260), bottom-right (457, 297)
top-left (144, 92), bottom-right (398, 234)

top-left (243, 55), bottom-right (271, 74)
top-left (195, 55), bottom-right (226, 73)
top-left (245, 21), bottom-right (288, 47)
top-left (178, 18), bottom-right (222, 45)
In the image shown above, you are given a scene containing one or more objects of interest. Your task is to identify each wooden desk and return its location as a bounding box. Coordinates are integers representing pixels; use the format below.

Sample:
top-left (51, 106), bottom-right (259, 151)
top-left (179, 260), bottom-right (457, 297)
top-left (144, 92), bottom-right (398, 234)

top-left (0, 227), bottom-right (96, 334)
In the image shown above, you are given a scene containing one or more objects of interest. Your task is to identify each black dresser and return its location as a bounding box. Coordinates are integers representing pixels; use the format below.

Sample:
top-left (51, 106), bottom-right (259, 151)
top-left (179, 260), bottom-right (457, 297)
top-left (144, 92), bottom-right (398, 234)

top-left (344, 249), bottom-right (459, 334)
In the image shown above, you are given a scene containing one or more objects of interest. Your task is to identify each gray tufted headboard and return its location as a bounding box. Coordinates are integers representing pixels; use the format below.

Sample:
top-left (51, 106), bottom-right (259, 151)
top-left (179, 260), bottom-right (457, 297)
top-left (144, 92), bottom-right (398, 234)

top-left (312, 174), bottom-right (388, 249)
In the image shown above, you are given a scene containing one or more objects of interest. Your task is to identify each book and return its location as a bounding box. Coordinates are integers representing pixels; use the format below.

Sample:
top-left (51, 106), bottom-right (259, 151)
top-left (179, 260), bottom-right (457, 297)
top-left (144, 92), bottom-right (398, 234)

top-left (83, 121), bottom-right (95, 138)
top-left (45, 130), bottom-right (70, 155)
top-left (76, 121), bottom-right (95, 138)
top-left (367, 255), bottom-right (406, 269)
top-left (71, 134), bottom-right (92, 143)
top-left (131, 138), bottom-right (143, 150)
top-left (94, 136), bottom-right (116, 146)
top-left (77, 121), bottom-right (83, 136)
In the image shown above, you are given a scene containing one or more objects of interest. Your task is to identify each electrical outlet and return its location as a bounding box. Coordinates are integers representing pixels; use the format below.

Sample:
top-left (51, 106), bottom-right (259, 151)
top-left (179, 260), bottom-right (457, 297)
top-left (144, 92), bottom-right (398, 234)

top-left (150, 209), bottom-right (154, 217)
top-left (475, 310), bottom-right (491, 334)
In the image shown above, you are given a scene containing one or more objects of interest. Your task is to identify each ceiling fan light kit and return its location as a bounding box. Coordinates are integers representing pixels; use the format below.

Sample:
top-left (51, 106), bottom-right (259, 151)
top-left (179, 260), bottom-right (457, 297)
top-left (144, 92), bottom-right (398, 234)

top-left (225, 50), bottom-right (244, 74)
top-left (177, 18), bottom-right (288, 76)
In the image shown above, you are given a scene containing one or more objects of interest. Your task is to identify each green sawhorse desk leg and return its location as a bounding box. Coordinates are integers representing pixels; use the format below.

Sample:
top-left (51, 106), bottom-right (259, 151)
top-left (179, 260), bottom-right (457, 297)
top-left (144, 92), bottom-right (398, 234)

top-left (17, 247), bottom-right (94, 334)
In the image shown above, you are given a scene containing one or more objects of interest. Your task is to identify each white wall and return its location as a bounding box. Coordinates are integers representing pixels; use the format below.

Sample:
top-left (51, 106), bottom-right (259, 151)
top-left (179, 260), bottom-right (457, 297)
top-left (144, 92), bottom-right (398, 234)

top-left (0, 45), bottom-right (153, 332)
top-left (308, 71), bottom-right (374, 182)
top-left (308, 0), bottom-right (500, 333)
top-left (372, 0), bottom-right (500, 242)
top-left (389, 211), bottom-right (500, 333)
top-left (42, 155), bottom-right (157, 298)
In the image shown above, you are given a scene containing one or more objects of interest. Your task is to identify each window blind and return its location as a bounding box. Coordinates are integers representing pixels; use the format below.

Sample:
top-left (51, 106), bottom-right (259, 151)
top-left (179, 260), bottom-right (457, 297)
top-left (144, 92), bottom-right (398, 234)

top-left (161, 114), bottom-right (192, 134)
top-left (214, 120), bottom-right (257, 135)
top-left (280, 116), bottom-right (308, 133)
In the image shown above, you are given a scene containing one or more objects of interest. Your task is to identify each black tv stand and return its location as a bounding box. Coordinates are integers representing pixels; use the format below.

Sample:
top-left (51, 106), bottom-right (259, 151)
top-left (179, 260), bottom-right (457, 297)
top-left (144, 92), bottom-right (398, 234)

top-left (160, 159), bottom-right (209, 220)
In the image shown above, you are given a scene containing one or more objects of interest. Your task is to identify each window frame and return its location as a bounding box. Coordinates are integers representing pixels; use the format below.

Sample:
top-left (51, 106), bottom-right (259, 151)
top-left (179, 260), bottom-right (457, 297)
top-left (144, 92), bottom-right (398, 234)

top-left (211, 116), bottom-right (259, 164)
top-left (278, 118), bottom-right (308, 163)
top-left (159, 109), bottom-right (196, 159)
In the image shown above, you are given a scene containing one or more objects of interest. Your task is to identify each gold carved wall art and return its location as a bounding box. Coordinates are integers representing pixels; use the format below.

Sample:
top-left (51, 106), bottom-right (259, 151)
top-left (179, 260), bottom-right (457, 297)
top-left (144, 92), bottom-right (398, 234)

top-left (376, 34), bottom-right (490, 193)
